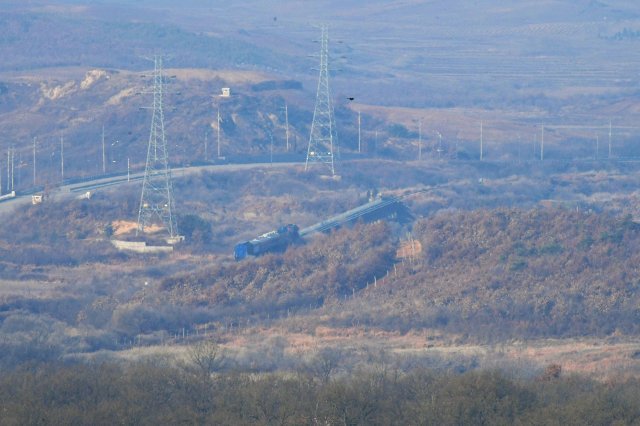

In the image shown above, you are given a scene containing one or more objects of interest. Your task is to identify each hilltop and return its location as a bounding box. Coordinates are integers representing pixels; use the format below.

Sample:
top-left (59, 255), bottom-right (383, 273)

top-left (2, 0), bottom-right (640, 190)
top-left (320, 208), bottom-right (640, 339)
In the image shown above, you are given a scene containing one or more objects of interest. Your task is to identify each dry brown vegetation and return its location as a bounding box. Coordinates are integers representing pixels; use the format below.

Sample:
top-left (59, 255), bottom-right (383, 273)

top-left (3, 2), bottom-right (640, 420)
top-left (145, 206), bottom-right (640, 379)
top-left (161, 221), bottom-right (395, 308)
top-left (312, 208), bottom-right (640, 340)
top-left (2, 361), bottom-right (639, 425)
top-left (1, 160), bottom-right (640, 381)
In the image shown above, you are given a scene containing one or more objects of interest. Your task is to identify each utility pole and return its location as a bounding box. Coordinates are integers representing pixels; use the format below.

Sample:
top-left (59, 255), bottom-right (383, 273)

top-left (16, 152), bottom-right (20, 189)
top-left (284, 103), bottom-right (290, 152)
top-left (306, 24), bottom-right (337, 175)
top-left (60, 132), bottom-right (64, 181)
top-left (6, 148), bottom-right (9, 192)
top-left (10, 147), bottom-right (14, 192)
top-left (480, 121), bottom-right (484, 161)
top-left (270, 131), bottom-right (274, 164)
top-left (540, 124), bottom-right (544, 161)
top-left (32, 137), bottom-right (36, 186)
top-left (595, 135), bottom-right (599, 160)
top-left (358, 110), bottom-right (361, 154)
top-left (102, 125), bottom-right (106, 174)
top-left (204, 129), bottom-right (208, 162)
top-left (608, 121), bottom-right (612, 159)
top-left (127, 157), bottom-right (130, 182)
top-left (137, 55), bottom-right (178, 239)
top-left (375, 130), bottom-right (378, 153)
top-left (418, 119), bottom-right (422, 161)
top-left (217, 106), bottom-right (221, 158)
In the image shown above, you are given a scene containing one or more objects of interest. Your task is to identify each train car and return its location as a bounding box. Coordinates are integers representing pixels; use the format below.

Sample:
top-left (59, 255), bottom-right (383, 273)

top-left (234, 195), bottom-right (413, 261)
top-left (298, 196), bottom-right (412, 237)
top-left (234, 224), bottom-right (300, 260)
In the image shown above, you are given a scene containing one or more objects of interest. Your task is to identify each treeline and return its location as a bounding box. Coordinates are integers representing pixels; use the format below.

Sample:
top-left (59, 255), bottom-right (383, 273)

top-left (0, 361), bottom-right (638, 425)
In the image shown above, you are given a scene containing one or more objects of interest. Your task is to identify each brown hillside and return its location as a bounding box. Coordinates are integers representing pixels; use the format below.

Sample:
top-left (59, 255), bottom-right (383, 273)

top-left (324, 208), bottom-right (640, 340)
top-left (158, 206), bottom-right (640, 341)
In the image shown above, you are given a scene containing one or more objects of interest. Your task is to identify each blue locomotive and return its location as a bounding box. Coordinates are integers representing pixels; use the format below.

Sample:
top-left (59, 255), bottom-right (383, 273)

top-left (234, 224), bottom-right (300, 260)
top-left (233, 195), bottom-right (413, 260)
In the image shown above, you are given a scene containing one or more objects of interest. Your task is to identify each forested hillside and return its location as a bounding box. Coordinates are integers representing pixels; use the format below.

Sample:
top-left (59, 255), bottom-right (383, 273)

top-left (2, 163), bottom-right (640, 364)
top-left (325, 208), bottom-right (640, 340)
top-left (161, 222), bottom-right (396, 311)
top-left (156, 206), bottom-right (640, 342)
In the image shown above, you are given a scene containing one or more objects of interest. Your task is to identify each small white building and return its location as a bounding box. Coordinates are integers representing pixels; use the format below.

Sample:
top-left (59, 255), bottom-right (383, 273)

top-left (220, 87), bottom-right (231, 97)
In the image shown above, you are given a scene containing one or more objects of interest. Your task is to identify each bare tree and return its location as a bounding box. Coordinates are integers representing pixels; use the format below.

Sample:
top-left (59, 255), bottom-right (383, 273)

top-left (188, 340), bottom-right (226, 379)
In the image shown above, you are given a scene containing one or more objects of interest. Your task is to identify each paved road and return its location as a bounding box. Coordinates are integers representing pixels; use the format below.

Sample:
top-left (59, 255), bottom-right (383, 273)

top-left (0, 161), bottom-right (302, 214)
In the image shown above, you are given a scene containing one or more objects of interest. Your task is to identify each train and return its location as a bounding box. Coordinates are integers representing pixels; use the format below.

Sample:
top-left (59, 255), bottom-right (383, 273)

top-left (234, 195), bottom-right (412, 260)
top-left (298, 195), bottom-right (411, 237)
top-left (234, 224), bottom-right (300, 260)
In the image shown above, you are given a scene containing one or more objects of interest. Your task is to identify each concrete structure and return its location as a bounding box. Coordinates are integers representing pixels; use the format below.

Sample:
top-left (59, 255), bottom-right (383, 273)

top-left (111, 239), bottom-right (173, 254)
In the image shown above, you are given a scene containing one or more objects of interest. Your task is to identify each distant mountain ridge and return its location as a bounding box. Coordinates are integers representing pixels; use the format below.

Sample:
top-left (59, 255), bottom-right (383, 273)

top-left (0, 10), bottom-right (294, 73)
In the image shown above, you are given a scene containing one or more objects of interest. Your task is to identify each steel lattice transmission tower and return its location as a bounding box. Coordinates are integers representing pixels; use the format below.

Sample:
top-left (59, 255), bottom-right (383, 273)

top-left (136, 56), bottom-right (178, 239)
top-left (305, 25), bottom-right (337, 176)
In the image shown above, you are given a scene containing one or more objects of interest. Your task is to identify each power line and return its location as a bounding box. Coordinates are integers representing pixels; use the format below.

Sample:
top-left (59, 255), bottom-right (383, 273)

top-left (102, 125), bottom-right (106, 174)
top-left (217, 106), bottom-right (221, 159)
top-left (358, 110), bottom-right (362, 154)
top-left (541, 124), bottom-right (544, 161)
top-left (5, 147), bottom-right (9, 192)
top-left (204, 129), bottom-right (208, 162)
top-left (609, 121), bottom-right (612, 159)
top-left (480, 121), bottom-right (483, 161)
top-left (32, 137), bottom-right (36, 186)
top-left (10, 146), bottom-right (14, 192)
top-left (60, 132), bottom-right (64, 181)
top-left (283, 103), bottom-right (290, 152)
top-left (418, 118), bottom-right (422, 161)
top-left (306, 24), bottom-right (337, 176)
top-left (137, 55), bottom-right (179, 240)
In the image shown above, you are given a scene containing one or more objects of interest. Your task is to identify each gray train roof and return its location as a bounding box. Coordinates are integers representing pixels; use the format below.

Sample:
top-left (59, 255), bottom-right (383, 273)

top-left (299, 196), bottom-right (403, 237)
